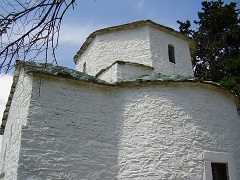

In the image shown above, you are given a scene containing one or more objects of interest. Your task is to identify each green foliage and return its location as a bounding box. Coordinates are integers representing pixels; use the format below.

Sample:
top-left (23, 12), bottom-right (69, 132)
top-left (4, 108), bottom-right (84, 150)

top-left (176, 20), bottom-right (193, 36)
top-left (177, 0), bottom-right (240, 96)
top-left (220, 77), bottom-right (240, 94)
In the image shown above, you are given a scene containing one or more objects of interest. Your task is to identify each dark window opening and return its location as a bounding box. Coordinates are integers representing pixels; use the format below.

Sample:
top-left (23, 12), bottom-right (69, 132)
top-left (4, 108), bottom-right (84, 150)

top-left (83, 62), bottom-right (86, 73)
top-left (211, 163), bottom-right (229, 180)
top-left (168, 45), bottom-right (175, 63)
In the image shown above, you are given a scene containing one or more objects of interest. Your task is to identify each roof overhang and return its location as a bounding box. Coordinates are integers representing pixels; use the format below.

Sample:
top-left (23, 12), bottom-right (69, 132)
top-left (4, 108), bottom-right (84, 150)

top-left (1, 61), bottom-right (239, 135)
top-left (73, 20), bottom-right (196, 64)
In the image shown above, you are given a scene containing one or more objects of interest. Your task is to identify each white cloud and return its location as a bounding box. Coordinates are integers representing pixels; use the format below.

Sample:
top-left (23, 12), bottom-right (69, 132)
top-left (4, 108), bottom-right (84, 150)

top-left (0, 74), bottom-right (13, 122)
top-left (1, 21), bottom-right (105, 47)
top-left (2, 21), bottom-right (110, 48)
top-left (59, 22), bottom-right (108, 45)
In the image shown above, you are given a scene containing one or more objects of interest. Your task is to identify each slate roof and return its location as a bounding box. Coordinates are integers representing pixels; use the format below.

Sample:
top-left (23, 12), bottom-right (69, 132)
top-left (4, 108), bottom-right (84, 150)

top-left (19, 61), bottom-right (110, 85)
top-left (73, 20), bottom-right (195, 63)
top-left (1, 61), bottom-right (239, 135)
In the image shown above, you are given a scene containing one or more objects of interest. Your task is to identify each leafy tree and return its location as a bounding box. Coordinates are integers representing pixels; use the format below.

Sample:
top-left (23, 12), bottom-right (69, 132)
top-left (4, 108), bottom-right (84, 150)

top-left (177, 0), bottom-right (240, 95)
top-left (0, 0), bottom-right (76, 73)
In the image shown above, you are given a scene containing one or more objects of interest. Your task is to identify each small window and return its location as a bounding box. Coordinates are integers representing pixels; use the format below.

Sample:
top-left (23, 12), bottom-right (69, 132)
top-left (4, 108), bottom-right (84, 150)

top-left (83, 62), bottom-right (86, 73)
top-left (203, 152), bottom-right (236, 180)
top-left (211, 163), bottom-right (229, 180)
top-left (168, 45), bottom-right (175, 63)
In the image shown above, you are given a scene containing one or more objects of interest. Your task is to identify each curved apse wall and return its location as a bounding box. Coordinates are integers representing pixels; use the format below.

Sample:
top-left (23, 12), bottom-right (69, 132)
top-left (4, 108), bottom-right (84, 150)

top-left (115, 83), bottom-right (240, 179)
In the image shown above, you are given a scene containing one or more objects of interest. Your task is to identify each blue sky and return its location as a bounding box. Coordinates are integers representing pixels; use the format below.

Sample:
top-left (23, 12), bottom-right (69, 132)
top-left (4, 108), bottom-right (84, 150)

top-left (56, 0), bottom-right (239, 68)
top-left (57, 0), bottom-right (205, 69)
top-left (0, 0), bottom-right (239, 118)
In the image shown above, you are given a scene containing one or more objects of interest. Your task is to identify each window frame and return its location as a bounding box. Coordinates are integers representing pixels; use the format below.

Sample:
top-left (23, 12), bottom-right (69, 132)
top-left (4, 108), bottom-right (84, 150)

top-left (203, 151), bottom-right (236, 180)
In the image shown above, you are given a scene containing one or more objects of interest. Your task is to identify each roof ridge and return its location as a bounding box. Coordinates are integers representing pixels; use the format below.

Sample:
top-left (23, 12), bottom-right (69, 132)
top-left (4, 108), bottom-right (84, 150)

top-left (73, 20), bottom-right (195, 63)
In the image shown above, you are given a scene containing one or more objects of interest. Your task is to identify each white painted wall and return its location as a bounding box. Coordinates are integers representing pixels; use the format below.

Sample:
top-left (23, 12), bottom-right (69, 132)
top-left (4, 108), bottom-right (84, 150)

top-left (97, 63), bottom-right (118, 83)
top-left (16, 77), bottom-right (118, 179)
top-left (76, 26), bottom-right (152, 76)
top-left (116, 63), bottom-right (153, 81)
top-left (0, 70), bottom-right (32, 180)
top-left (76, 25), bottom-right (194, 80)
top-left (98, 63), bottom-right (153, 82)
top-left (115, 83), bottom-right (240, 179)
top-left (148, 26), bottom-right (194, 77)
top-left (1, 74), bottom-right (239, 179)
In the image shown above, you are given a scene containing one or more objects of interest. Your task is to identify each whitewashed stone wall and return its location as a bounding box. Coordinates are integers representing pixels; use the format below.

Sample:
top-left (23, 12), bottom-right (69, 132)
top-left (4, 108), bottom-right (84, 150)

top-left (76, 25), bottom-right (194, 79)
top-left (1, 75), bottom-right (240, 179)
top-left (148, 26), bottom-right (194, 77)
top-left (98, 63), bottom-right (153, 83)
top-left (115, 83), bottom-right (240, 179)
top-left (76, 26), bottom-right (152, 77)
top-left (16, 77), bottom-right (118, 179)
top-left (116, 63), bottom-right (153, 81)
top-left (0, 70), bottom-right (32, 180)
top-left (97, 63), bottom-right (118, 83)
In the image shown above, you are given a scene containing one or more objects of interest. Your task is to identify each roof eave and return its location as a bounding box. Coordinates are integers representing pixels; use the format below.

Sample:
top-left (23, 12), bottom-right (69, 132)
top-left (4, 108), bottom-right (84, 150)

top-left (73, 20), bottom-right (195, 64)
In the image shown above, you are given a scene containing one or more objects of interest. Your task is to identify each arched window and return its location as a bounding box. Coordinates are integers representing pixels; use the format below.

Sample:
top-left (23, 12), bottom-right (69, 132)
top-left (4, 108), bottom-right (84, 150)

top-left (168, 45), bottom-right (175, 63)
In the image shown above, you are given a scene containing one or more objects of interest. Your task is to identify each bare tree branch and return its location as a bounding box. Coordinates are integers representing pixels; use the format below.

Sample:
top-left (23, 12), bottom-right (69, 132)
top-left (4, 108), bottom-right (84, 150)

top-left (0, 0), bottom-right (76, 74)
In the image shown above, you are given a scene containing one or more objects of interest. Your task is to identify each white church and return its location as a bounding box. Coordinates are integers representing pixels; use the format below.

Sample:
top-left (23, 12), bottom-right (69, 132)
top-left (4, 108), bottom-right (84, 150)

top-left (0, 20), bottom-right (239, 179)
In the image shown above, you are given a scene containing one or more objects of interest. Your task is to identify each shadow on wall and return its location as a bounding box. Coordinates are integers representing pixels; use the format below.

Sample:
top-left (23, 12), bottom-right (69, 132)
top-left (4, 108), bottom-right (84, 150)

top-left (114, 83), bottom-right (240, 179)
top-left (16, 78), bottom-right (121, 179)
top-left (114, 85), bottom-right (199, 179)
top-left (2, 76), bottom-right (240, 179)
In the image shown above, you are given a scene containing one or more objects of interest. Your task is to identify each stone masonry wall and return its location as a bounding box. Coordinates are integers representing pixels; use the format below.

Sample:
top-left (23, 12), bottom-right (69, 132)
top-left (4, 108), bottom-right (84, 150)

top-left (98, 63), bottom-right (153, 83)
top-left (76, 25), bottom-right (194, 79)
top-left (97, 63), bottom-right (118, 83)
top-left (115, 83), bottom-right (240, 179)
top-left (76, 26), bottom-right (152, 76)
top-left (148, 26), bottom-right (194, 77)
top-left (17, 77), bottom-right (118, 179)
top-left (116, 63), bottom-right (153, 82)
top-left (0, 71), bottom-right (32, 180)
top-left (1, 75), bottom-right (240, 179)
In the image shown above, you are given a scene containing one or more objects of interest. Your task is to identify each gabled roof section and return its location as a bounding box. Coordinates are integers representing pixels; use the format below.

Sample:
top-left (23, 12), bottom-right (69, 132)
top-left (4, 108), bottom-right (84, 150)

top-left (16, 61), bottom-right (111, 85)
top-left (73, 20), bottom-right (195, 63)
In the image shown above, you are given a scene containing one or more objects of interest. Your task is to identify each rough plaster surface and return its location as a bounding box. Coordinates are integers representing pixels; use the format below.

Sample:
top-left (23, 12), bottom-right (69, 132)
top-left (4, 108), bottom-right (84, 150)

top-left (115, 84), bottom-right (240, 179)
top-left (148, 26), bottom-right (194, 77)
top-left (17, 77), bottom-right (118, 179)
top-left (97, 63), bottom-right (118, 83)
top-left (1, 75), bottom-right (239, 179)
top-left (116, 63), bottom-right (153, 81)
top-left (76, 26), bottom-right (152, 77)
top-left (0, 71), bottom-right (32, 180)
top-left (98, 63), bottom-right (153, 83)
top-left (1, 22), bottom-right (238, 179)
top-left (76, 25), bottom-right (194, 79)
